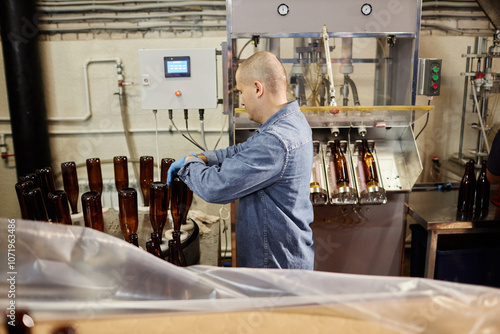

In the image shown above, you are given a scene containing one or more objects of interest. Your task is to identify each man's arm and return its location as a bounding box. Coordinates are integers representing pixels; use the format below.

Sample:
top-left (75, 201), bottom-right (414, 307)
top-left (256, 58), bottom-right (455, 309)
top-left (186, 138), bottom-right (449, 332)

top-left (179, 133), bottom-right (285, 204)
top-left (185, 154), bottom-right (207, 164)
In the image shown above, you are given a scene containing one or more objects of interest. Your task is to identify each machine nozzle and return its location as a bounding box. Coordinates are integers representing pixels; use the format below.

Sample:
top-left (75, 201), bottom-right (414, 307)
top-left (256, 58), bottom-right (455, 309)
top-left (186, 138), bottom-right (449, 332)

top-left (358, 127), bottom-right (367, 137)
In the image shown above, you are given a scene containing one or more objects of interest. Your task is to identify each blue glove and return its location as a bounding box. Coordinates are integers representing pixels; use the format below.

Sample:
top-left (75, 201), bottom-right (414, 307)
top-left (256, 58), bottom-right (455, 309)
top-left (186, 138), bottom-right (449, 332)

top-left (167, 153), bottom-right (197, 187)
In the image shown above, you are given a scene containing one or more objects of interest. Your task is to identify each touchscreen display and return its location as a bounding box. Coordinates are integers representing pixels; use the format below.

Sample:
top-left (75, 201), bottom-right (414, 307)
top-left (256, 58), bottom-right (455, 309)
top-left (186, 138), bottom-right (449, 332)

top-left (164, 56), bottom-right (191, 78)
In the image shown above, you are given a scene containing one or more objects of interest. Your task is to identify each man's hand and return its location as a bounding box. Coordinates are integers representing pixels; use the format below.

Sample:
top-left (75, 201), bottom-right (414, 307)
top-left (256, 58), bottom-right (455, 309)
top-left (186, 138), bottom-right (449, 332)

top-left (166, 153), bottom-right (197, 186)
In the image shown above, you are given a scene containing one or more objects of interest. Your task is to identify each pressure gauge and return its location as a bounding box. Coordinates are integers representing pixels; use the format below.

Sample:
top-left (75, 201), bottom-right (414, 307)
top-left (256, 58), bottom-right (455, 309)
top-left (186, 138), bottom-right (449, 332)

top-left (361, 3), bottom-right (372, 16)
top-left (277, 3), bottom-right (289, 16)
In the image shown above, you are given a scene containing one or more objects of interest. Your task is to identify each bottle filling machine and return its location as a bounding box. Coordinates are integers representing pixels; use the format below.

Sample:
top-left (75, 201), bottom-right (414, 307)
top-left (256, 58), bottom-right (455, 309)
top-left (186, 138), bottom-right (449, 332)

top-left (224, 0), bottom-right (428, 275)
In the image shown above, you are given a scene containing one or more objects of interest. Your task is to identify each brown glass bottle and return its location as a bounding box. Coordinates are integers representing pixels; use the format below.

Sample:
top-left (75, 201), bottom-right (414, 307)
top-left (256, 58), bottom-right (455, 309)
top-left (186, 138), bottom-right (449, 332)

top-left (118, 188), bottom-right (138, 241)
top-left (151, 232), bottom-right (164, 259)
top-left (172, 231), bottom-right (187, 266)
top-left (47, 191), bottom-right (73, 225)
top-left (61, 161), bottom-right (79, 214)
top-left (113, 156), bottom-right (129, 192)
top-left (161, 158), bottom-right (175, 183)
top-left (140, 156), bottom-right (154, 206)
top-left (81, 191), bottom-right (104, 232)
top-left (457, 161), bottom-right (475, 212)
top-left (170, 177), bottom-right (193, 231)
top-left (359, 139), bottom-right (379, 188)
top-left (146, 240), bottom-right (154, 255)
top-left (19, 173), bottom-right (38, 187)
top-left (468, 159), bottom-right (477, 207)
top-left (475, 160), bottom-right (490, 212)
top-left (86, 158), bottom-right (103, 195)
top-left (330, 140), bottom-right (350, 188)
top-left (23, 188), bottom-right (49, 222)
top-left (129, 233), bottom-right (139, 247)
top-left (167, 239), bottom-right (177, 265)
top-left (35, 167), bottom-right (56, 221)
top-left (15, 181), bottom-right (34, 219)
top-left (149, 182), bottom-right (169, 239)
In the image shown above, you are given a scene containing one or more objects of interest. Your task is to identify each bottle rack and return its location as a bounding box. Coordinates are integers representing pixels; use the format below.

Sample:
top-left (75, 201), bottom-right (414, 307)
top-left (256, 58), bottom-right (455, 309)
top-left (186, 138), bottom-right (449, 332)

top-left (311, 139), bottom-right (387, 206)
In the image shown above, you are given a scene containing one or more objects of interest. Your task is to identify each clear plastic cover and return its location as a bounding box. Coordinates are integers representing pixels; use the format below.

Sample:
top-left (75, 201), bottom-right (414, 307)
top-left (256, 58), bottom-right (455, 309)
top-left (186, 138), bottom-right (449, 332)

top-left (2, 218), bottom-right (500, 333)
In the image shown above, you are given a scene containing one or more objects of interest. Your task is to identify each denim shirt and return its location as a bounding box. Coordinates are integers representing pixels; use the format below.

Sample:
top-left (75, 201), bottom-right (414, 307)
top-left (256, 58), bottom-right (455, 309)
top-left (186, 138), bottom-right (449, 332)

top-left (178, 100), bottom-right (314, 269)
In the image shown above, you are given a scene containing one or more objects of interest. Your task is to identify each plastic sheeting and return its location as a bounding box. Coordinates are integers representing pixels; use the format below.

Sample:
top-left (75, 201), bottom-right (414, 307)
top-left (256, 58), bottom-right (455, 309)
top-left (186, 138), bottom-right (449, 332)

top-left (1, 218), bottom-right (500, 333)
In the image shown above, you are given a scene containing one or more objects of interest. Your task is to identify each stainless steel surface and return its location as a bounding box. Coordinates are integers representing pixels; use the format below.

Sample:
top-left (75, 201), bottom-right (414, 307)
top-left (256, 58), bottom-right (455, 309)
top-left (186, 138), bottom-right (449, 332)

top-left (407, 190), bottom-right (500, 229)
top-left (313, 192), bottom-right (408, 275)
top-left (374, 37), bottom-right (392, 106)
top-left (406, 189), bottom-right (500, 278)
top-left (412, 0), bottom-right (422, 106)
top-left (230, 0), bottom-right (419, 36)
top-left (235, 108), bottom-right (425, 129)
top-left (231, 32), bottom-right (417, 39)
top-left (351, 127), bottom-right (423, 191)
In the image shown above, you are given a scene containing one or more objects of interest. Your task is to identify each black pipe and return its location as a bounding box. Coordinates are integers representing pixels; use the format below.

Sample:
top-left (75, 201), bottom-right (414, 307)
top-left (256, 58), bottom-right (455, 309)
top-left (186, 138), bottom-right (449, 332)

top-left (0, 0), bottom-right (52, 177)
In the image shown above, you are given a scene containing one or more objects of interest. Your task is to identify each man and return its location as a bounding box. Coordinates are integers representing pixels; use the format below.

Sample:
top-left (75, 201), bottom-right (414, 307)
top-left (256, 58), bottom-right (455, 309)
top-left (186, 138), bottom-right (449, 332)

top-left (167, 51), bottom-right (314, 269)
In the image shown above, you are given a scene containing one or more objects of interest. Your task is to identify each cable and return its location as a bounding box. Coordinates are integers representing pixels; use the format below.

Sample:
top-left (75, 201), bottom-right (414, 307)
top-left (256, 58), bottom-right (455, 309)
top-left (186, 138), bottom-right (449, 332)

top-left (415, 98), bottom-right (432, 140)
top-left (237, 38), bottom-right (253, 60)
top-left (184, 109), bottom-right (203, 148)
top-left (344, 75), bottom-right (360, 106)
top-left (169, 109), bottom-right (205, 151)
top-left (213, 114), bottom-right (228, 150)
top-left (199, 109), bottom-right (208, 151)
top-left (153, 109), bottom-right (161, 181)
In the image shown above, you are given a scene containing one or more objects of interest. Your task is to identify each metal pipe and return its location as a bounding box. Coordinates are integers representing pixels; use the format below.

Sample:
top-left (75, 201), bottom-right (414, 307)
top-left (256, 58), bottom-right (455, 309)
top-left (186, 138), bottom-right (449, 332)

top-left (38, 11), bottom-right (226, 23)
top-left (458, 46), bottom-right (471, 161)
top-left (420, 24), bottom-right (494, 35)
top-left (41, 0), bottom-right (223, 5)
top-left (1, 58), bottom-right (122, 123)
top-left (0, 0), bottom-right (52, 177)
top-left (344, 75), bottom-right (360, 106)
top-left (268, 38), bottom-right (280, 58)
top-left (422, 2), bottom-right (480, 9)
top-left (476, 55), bottom-right (493, 165)
top-left (0, 127), bottom-right (226, 138)
top-left (38, 2), bottom-right (226, 13)
top-left (49, 58), bottom-right (122, 122)
top-left (37, 22), bottom-right (226, 34)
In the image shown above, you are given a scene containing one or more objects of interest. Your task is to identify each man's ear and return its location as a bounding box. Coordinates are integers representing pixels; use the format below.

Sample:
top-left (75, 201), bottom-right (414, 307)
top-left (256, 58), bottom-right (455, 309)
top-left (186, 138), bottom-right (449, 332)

top-left (254, 81), bottom-right (264, 97)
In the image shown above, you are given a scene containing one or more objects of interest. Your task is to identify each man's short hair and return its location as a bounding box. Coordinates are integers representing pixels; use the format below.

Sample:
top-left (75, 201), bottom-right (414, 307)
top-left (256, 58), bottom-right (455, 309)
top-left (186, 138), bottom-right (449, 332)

top-left (238, 51), bottom-right (287, 95)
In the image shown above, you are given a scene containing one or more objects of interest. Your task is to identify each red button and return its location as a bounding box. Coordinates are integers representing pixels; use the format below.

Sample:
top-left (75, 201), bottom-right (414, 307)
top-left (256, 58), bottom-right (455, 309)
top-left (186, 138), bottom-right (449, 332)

top-left (432, 83), bottom-right (438, 90)
top-left (175, 90), bottom-right (182, 96)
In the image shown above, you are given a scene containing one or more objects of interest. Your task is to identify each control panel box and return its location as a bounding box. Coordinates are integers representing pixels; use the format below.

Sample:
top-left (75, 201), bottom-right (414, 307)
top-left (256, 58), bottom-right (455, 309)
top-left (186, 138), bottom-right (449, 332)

top-left (417, 58), bottom-right (442, 96)
top-left (139, 48), bottom-right (217, 110)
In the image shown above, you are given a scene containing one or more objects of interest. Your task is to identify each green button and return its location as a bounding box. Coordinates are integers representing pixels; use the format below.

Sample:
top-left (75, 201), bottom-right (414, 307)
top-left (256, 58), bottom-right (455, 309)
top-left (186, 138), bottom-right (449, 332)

top-left (433, 66), bottom-right (440, 73)
top-left (432, 74), bottom-right (439, 81)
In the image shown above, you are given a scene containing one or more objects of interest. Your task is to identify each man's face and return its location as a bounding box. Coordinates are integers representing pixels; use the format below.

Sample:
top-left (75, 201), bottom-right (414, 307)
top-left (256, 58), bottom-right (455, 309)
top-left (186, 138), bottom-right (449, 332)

top-left (236, 70), bottom-right (258, 123)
